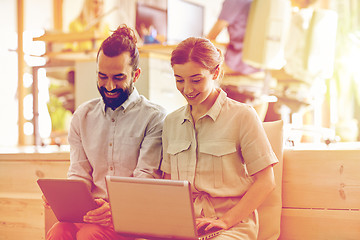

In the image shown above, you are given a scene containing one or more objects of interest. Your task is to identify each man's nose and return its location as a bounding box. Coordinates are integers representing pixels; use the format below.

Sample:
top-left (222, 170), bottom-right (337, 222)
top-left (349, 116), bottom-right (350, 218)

top-left (105, 80), bottom-right (116, 91)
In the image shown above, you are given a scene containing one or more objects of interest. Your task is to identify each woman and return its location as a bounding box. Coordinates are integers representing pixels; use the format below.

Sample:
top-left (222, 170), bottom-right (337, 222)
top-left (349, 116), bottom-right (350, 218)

top-left (161, 37), bottom-right (278, 239)
top-left (66, 0), bottom-right (110, 51)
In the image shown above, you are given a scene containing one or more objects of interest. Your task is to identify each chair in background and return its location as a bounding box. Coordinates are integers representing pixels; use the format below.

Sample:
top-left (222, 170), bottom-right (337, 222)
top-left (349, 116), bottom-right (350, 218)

top-left (258, 120), bottom-right (284, 240)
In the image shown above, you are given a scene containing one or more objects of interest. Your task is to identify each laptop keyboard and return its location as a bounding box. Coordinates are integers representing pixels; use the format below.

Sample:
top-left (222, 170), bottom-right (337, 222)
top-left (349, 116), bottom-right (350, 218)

top-left (197, 225), bottom-right (223, 240)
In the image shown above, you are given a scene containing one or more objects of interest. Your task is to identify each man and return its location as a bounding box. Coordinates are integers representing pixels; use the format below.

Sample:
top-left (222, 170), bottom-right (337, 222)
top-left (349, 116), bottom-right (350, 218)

top-left (46, 24), bottom-right (167, 240)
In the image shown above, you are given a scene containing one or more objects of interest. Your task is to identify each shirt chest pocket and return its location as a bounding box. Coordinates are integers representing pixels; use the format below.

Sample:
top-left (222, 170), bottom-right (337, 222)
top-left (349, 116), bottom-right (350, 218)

top-left (115, 137), bottom-right (142, 171)
top-left (198, 141), bottom-right (237, 188)
top-left (167, 141), bottom-right (191, 180)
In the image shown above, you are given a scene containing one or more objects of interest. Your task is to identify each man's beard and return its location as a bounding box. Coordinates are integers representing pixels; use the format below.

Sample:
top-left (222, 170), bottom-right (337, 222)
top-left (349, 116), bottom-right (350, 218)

top-left (97, 83), bottom-right (133, 110)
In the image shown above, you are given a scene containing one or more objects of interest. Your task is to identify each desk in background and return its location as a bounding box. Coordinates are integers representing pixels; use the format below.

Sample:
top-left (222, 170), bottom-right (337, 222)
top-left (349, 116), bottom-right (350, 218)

top-left (32, 31), bottom-right (105, 146)
top-left (32, 52), bottom-right (98, 146)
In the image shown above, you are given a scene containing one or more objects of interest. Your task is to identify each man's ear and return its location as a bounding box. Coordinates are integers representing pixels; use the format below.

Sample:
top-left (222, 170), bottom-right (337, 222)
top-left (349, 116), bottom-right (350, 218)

top-left (132, 68), bottom-right (141, 83)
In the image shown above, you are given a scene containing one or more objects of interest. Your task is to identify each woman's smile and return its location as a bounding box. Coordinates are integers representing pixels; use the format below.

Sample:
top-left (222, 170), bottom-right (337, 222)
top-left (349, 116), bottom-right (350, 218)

top-left (185, 93), bottom-right (200, 100)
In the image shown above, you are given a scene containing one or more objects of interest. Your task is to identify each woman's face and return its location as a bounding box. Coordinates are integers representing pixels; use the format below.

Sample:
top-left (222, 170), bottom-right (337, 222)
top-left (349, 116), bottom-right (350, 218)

top-left (291, 0), bottom-right (313, 8)
top-left (173, 61), bottom-right (218, 107)
top-left (91, 0), bottom-right (104, 18)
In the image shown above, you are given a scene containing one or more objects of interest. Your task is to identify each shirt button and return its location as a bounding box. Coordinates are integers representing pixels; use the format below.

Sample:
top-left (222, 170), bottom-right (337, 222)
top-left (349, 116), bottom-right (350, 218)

top-left (109, 143), bottom-right (112, 147)
top-left (110, 167), bottom-right (113, 171)
top-left (111, 118), bottom-right (115, 122)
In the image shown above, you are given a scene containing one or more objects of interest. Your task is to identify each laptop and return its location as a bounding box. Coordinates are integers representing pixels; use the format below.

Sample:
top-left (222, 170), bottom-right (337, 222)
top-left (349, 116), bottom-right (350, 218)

top-left (105, 176), bottom-right (223, 240)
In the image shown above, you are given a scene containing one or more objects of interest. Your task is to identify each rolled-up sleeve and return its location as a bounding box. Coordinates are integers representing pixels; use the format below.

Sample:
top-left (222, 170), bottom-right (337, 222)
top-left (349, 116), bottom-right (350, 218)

top-left (133, 110), bottom-right (166, 179)
top-left (239, 106), bottom-right (278, 175)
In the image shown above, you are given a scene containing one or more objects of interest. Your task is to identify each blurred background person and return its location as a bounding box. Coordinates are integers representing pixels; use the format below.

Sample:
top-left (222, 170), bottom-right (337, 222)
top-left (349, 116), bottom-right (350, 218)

top-left (65, 0), bottom-right (110, 52)
top-left (206, 0), bottom-right (260, 76)
top-left (46, 0), bottom-right (112, 146)
top-left (206, 0), bottom-right (268, 120)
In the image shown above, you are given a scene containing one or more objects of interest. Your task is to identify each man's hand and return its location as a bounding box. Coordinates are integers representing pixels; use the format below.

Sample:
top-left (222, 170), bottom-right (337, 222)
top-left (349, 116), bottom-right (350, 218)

top-left (83, 198), bottom-right (113, 228)
top-left (42, 195), bottom-right (51, 209)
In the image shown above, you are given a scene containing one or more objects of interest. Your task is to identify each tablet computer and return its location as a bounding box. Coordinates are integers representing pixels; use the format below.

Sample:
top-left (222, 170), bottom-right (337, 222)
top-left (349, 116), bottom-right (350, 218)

top-left (37, 178), bottom-right (97, 223)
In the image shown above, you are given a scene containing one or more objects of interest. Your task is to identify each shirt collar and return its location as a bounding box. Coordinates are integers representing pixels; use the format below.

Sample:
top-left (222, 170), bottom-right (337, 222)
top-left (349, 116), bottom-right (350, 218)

top-left (182, 105), bottom-right (192, 123)
top-left (206, 88), bottom-right (227, 121)
top-left (100, 87), bottom-right (141, 115)
top-left (181, 88), bottom-right (227, 124)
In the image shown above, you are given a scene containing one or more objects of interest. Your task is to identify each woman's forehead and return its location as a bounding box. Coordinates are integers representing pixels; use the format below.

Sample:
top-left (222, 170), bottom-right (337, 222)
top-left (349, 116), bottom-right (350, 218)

top-left (173, 61), bottom-right (208, 75)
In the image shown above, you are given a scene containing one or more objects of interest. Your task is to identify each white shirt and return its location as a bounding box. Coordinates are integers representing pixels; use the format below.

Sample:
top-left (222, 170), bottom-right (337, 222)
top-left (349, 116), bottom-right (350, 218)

top-left (161, 89), bottom-right (278, 218)
top-left (68, 88), bottom-right (167, 199)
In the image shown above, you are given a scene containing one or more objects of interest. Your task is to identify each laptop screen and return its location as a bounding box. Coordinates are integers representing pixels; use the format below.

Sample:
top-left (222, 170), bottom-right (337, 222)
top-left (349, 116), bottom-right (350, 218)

top-left (106, 176), bottom-right (198, 239)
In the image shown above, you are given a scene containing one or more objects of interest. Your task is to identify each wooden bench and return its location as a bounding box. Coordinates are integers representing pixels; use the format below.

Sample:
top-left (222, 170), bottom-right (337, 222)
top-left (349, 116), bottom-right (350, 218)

top-left (0, 146), bottom-right (70, 240)
top-left (279, 148), bottom-right (360, 239)
top-left (1, 145), bottom-right (360, 239)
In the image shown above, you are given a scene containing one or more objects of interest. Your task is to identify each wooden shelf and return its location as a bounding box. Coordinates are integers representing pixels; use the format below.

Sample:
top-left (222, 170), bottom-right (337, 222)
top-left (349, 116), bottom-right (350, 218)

top-left (33, 30), bottom-right (106, 43)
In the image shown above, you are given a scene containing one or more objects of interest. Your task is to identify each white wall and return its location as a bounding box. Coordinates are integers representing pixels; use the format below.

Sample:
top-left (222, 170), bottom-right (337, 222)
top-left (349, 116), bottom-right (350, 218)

top-left (0, 0), bottom-right (54, 146)
top-left (63, 0), bottom-right (133, 32)
top-left (188, 0), bottom-right (229, 42)
top-left (62, 0), bottom-right (228, 41)
top-left (0, 0), bottom-right (18, 146)
top-left (0, 0), bottom-right (226, 146)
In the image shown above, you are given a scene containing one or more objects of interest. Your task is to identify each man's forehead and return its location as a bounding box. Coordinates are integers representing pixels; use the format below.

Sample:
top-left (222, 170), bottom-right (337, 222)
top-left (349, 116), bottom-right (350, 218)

top-left (97, 51), bottom-right (132, 69)
top-left (98, 50), bottom-right (131, 60)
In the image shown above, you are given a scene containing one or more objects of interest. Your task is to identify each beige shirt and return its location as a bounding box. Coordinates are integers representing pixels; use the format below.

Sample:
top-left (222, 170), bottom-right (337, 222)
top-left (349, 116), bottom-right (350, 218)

top-left (161, 89), bottom-right (278, 218)
top-left (68, 88), bottom-right (167, 199)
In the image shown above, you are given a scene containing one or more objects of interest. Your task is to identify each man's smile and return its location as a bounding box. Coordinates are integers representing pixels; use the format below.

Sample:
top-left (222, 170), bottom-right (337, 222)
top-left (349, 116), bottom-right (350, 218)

top-left (104, 89), bottom-right (121, 98)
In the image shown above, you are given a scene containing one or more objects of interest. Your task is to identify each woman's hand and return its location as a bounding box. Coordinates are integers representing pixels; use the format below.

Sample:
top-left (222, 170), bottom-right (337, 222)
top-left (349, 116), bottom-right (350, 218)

top-left (83, 198), bottom-right (113, 228)
top-left (196, 217), bottom-right (230, 232)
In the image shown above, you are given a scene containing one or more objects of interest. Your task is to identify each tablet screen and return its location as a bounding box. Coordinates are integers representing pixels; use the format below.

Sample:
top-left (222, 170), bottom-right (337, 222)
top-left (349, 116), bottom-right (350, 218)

top-left (37, 179), bottom-right (97, 223)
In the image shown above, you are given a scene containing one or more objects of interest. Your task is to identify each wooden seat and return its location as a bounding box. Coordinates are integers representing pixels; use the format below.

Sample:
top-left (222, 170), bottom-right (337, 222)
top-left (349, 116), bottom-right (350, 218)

top-left (44, 121), bottom-right (285, 238)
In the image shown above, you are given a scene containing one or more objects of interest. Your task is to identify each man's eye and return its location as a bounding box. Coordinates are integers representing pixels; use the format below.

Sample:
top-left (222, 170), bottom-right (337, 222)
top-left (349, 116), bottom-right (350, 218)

top-left (176, 79), bottom-right (184, 83)
top-left (114, 75), bottom-right (126, 81)
top-left (99, 75), bottom-right (107, 80)
top-left (192, 79), bottom-right (201, 83)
